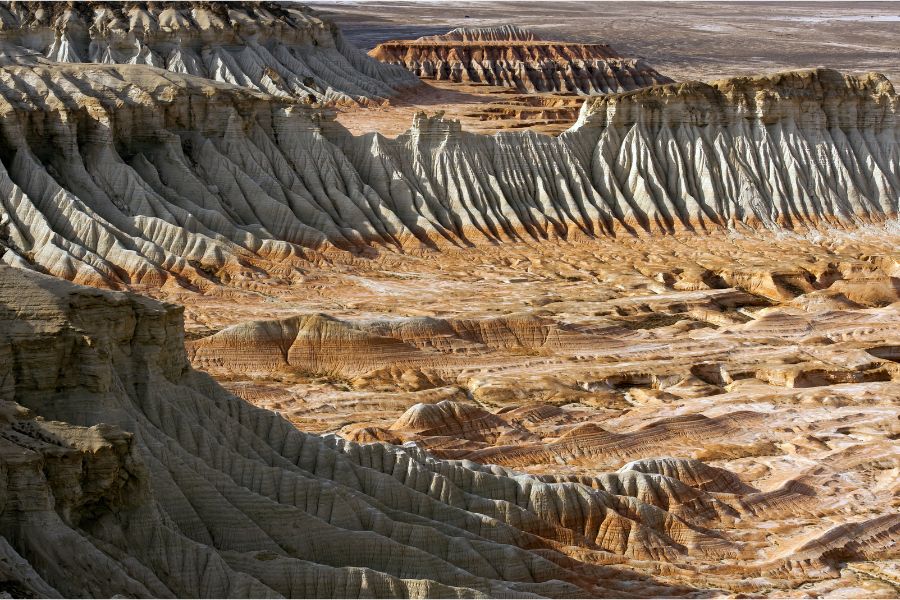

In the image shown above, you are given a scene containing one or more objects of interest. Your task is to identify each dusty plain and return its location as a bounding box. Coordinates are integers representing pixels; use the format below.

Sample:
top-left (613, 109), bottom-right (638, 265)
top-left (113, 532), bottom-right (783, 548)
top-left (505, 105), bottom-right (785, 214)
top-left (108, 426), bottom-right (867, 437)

top-left (312, 1), bottom-right (900, 83)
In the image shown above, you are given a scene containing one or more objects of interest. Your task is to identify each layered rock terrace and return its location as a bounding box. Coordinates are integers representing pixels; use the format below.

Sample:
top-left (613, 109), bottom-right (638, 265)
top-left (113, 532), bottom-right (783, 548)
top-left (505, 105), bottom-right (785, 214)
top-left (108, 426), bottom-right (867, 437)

top-left (369, 26), bottom-right (673, 94)
top-left (0, 62), bottom-right (895, 291)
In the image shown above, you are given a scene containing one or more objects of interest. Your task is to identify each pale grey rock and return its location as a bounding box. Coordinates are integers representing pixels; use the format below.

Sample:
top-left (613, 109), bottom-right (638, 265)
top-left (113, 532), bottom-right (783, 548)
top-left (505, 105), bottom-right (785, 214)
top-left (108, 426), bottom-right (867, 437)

top-left (0, 64), bottom-right (895, 289)
top-left (416, 26), bottom-right (541, 43)
top-left (0, 1), bottom-right (419, 105)
top-left (0, 264), bottom-right (707, 597)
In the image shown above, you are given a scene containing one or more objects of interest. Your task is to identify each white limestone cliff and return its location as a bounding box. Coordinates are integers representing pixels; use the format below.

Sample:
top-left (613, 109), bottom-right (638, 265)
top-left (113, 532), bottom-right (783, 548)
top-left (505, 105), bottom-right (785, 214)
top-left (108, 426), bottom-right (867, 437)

top-left (0, 1), bottom-right (419, 105)
top-left (0, 64), bottom-right (895, 290)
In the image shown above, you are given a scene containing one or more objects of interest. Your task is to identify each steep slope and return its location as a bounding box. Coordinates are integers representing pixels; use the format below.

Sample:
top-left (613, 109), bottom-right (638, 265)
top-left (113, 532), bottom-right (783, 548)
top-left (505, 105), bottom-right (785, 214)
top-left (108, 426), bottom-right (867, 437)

top-left (0, 64), bottom-right (896, 290)
top-left (0, 0), bottom-right (418, 104)
top-left (369, 26), bottom-right (672, 94)
top-left (4, 263), bottom-right (892, 598)
top-left (0, 263), bottom-right (736, 597)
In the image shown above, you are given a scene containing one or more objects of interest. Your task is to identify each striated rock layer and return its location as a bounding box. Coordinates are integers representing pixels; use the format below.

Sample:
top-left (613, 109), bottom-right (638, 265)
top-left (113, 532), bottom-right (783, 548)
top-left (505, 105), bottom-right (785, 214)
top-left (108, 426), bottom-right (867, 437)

top-left (0, 1), bottom-right (418, 104)
top-left (187, 311), bottom-right (580, 380)
top-left (369, 26), bottom-right (672, 94)
top-left (0, 63), bottom-right (896, 290)
top-left (196, 231), bottom-right (900, 597)
top-left (0, 263), bottom-right (731, 598)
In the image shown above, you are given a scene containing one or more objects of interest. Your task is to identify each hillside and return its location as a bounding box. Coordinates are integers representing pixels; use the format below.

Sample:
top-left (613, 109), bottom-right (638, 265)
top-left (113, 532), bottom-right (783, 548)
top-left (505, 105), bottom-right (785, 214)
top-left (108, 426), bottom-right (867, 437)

top-left (0, 64), bottom-right (895, 289)
top-left (0, 1), bottom-right (418, 104)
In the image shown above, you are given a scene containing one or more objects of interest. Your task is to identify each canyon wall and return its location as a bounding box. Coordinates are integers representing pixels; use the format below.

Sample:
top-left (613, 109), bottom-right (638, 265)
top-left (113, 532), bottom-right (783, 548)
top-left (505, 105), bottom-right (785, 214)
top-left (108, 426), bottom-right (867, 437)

top-left (0, 1), bottom-right (419, 104)
top-left (0, 63), bottom-right (895, 289)
top-left (369, 26), bottom-right (672, 94)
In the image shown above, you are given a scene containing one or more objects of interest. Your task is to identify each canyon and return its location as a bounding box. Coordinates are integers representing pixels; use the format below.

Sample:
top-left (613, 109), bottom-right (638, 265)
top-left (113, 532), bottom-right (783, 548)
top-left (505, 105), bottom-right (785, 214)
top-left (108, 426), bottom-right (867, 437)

top-left (0, 1), bottom-right (897, 598)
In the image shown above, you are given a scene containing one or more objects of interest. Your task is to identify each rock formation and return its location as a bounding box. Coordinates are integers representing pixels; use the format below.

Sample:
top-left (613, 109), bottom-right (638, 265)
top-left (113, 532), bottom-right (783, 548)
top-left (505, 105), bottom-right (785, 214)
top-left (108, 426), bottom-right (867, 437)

top-left (187, 312), bottom-right (581, 380)
top-left (369, 26), bottom-right (672, 94)
top-left (4, 260), bottom-right (891, 597)
top-left (0, 1), bottom-right (418, 104)
top-left (0, 263), bottom-right (741, 597)
top-left (0, 5), bottom-right (898, 597)
top-left (0, 62), bottom-right (895, 290)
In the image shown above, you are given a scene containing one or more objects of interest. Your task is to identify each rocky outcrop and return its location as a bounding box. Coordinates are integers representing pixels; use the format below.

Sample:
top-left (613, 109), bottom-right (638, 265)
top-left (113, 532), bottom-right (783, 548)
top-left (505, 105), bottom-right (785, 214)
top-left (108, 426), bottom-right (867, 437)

top-left (187, 313), bottom-right (432, 379)
top-left (0, 1), bottom-right (418, 104)
top-left (618, 457), bottom-right (755, 494)
top-left (390, 400), bottom-right (539, 446)
top-left (0, 263), bottom-right (747, 596)
top-left (369, 26), bottom-right (672, 94)
top-left (0, 64), bottom-right (896, 289)
top-left (464, 412), bottom-right (765, 468)
top-left (417, 26), bottom-right (541, 44)
top-left (187, 311), bottom-right (582, 380)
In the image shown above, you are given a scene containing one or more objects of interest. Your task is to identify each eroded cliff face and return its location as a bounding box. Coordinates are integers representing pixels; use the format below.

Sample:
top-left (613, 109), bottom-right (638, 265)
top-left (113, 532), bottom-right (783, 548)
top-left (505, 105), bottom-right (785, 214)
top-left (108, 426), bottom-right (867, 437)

top-left (0, 263), bottom-right (734, 598)
top-left (3, 264), bottom-right (896, 597)
top-left (0, 0), bottom-right (418, 104)
top-left (369, 26), bottom-right (672, 95)
top-left (565, 69), bottom-right (899, 229)
top-left (0, 63), bottom-right (895, 290)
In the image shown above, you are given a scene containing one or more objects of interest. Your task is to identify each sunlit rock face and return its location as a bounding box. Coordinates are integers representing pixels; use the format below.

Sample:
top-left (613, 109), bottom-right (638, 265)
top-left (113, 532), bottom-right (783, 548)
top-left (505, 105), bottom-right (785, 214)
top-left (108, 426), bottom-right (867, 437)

top-left (369, 25), bottom-right (673, 94)
top-left (0, 62), bottom-right (895, 288)
top-left (0, 1), bottom-right (418, 104)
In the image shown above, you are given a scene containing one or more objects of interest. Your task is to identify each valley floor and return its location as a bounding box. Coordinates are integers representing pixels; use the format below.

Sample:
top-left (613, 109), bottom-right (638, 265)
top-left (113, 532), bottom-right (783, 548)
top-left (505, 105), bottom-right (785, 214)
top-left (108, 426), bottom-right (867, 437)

top-left (334, 79), bottom-right (583, 137)
top-left (151, 226), bottom-right (900, 596)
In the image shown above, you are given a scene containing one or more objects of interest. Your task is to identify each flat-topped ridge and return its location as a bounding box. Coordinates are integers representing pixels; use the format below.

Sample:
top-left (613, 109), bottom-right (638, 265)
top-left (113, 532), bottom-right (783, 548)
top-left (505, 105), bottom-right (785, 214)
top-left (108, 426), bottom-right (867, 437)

top-left (369, 24), bottom-right (671, 94)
